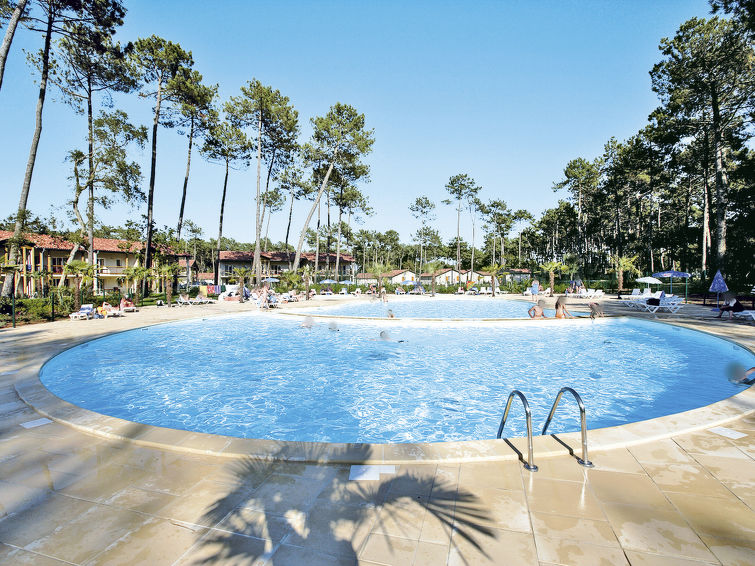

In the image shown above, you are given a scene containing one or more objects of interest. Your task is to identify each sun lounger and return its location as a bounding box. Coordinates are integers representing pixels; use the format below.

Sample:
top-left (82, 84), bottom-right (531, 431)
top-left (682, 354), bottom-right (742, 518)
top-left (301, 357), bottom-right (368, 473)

top-left (177, 295), bottom-right (193, 306)
top-left (645, 296), bottom-right (684, 314)
top-left (733, 310), bottom-right (755, 321)
top-left (69, 304), bottom-right (94, 320)
top-left (101, 302), bottom-right (124, 317)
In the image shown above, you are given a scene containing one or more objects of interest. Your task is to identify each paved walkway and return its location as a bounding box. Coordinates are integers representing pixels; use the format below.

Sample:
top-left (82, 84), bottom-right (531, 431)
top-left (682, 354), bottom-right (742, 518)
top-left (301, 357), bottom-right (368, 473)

top-left (1, 297), bottom-right (754, 565)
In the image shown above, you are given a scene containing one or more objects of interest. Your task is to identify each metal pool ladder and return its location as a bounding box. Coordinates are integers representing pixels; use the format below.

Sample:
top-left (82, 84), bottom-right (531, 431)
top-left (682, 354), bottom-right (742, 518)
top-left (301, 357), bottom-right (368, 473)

top-left (541, 387), bottom-right (594, 468)
top-left (498, 390), bottom-right (538, 472)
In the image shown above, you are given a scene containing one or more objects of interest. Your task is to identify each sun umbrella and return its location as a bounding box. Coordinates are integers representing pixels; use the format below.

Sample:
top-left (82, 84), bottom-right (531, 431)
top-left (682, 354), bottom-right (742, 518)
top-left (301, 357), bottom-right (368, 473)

top-left (262, 277), bottom-right (279, 283)
top-left (339, 279), bottom-right (354, 284)
top-left (708, 270), bottom-right (729, 307)
top-left (401, 280), bottom-right (419, 285)
top-left (320, 278), bottom-right (337, 284)
top-left (652, 270), bottom-right (690, 301)
top-left (636, 276), bottom-right (662, 285)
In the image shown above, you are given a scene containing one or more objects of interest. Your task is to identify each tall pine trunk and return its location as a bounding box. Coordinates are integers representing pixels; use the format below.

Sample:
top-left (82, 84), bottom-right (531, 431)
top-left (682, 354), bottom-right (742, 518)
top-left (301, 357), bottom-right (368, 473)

top-left (711, 93), bottom-right (729, 272)
top-left (2, 7), bottom-right (52, 297)
top-left (87, 76), bottom-right (95, 267)
top-left (144, 78), bottom-right (163, 280)
top-left (293, 159), bottom-right (336, 271)
top-left (253, 112), bottom-right (263, 284)
top-left (214, 160), bottom-right (229, 285)
top-left (0, 0), bottom-right (27, 91)
top-left (285, 190), bottom-right (294, 268)
top-left (177, 119), bottom-right (195, 239)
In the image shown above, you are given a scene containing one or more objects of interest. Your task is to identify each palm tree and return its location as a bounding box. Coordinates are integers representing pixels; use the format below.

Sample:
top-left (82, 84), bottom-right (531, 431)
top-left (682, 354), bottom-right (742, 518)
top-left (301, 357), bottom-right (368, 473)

top-left (233, 267), bottom-right (253, 303)
top-left (298, 265), bottom-right (314, 299)
top-left (160, 263), bottom-right (184, 306)
top-left (539, 261), bottom-right (567, 296)
top-left (423, 260), bottom-right (444, 297)
top-left (279, 270), bottom-right (302, 293)
top-left (610, 254), bottom-right (641, 292)
top-left (62, 260), bottom-right (92, 311)
top-left (372, 262), bottom-right (390, 294)
top-left (123, 265), bottom-right (150, 306)
top-left (487, 263), bottom-right (504, 297)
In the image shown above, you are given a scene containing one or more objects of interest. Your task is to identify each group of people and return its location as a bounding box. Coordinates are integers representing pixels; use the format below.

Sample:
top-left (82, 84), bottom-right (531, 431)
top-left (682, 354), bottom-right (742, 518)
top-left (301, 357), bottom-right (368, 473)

top-left (528, 296), bottom-right (605, 320)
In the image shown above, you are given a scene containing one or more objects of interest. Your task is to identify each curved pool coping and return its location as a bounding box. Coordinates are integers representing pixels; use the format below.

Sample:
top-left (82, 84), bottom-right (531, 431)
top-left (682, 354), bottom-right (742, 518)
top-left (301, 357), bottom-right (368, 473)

top-left (14, 311), bottom-right (755, 465)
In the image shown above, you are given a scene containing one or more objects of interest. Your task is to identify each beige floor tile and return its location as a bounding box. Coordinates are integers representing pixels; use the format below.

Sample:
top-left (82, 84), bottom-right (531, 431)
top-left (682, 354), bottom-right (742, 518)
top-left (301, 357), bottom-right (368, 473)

top-left (23, 502), bottom-right (149, 564)
top-left (602, 502), bottom-right (717, 562)
top-left (176, 530), bottom-right (270, 566)
top-left (530, 512), bottom-right (619, 547)
top-left (316, 476), bottom-right (388, 508)
top-left (673, 432), bottom-right (748, 459)
top-left (272, 543), bottom-right (357, 566)
top-left (385, 465), bottom-right (437, 499)
top-left (624, 549), bottom-right (719, 565)
top-left (155, 478), bottom-right (249, 527)
top-left (415, 540), bottom-right (449, 565)
top-left (0, 479), bottom-right (50, 518)
top-left (419, 503), bottom-right (455, 545)
top-left (84, 516), bottom-right (206, 566)
top-left (523, 476), bottom-right (605, 520)
top-left (459, 487), bottom-right (531, 532)
top-left (640, 462), bottom-right (734, 498)
top-left (691, 454), bottom-right (755, 487)
top-left (586, 469), bottom-right (672, 509)
top-left (0, 492), bottom-right (94, 547)
top-left (629, 439), bottom-right (695, 465)
top-left (285, 502), bottom-right (377, 558)
top-left (216, 506), bottom-right (302, 543)
top-left (241, 473), bottom-right (328, 515)
top-left (372, 499), bottom-right (427, 540)
top-left (534, 534), bottom-right (629, 565)
top-left (588, 448), bottom-right (645, 474)
top-left (59, 463), bottom-right (148, 503)
top-left (530, 455), bottom-right (589, 482)
top-left (667, 492), bottom-right (755, 544)
top-left (102, 485), bottom-right (179, 516)
top-left (448, 527), bottom-right (537, 566)
top-left (701, 535), bottom-right (755, 566)
top-left (457, 460), bottom-right (524, 491)
top-left (360, 533), bottom-right (418, 565)
top-left (0, 543), bottom-right (68, 565)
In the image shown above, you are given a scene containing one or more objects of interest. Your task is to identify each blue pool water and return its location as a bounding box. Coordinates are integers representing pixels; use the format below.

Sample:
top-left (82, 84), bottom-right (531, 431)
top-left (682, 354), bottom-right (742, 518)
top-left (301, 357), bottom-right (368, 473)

top-left (40, 314), bottom-right (754, 443)
top-left (300, 295), bottom-right (564, 318)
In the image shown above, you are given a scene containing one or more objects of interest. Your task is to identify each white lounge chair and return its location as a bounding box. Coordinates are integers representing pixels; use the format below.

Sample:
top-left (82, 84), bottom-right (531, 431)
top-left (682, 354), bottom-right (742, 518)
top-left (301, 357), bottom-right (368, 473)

top-left (733, 310), bottom-right (755, 321)
top-left (177, 295), bottom-right (193, 306)
top-left (645, 296), bottom-right (684, 314)
top-left (69, 304), bottom-right (94, 320)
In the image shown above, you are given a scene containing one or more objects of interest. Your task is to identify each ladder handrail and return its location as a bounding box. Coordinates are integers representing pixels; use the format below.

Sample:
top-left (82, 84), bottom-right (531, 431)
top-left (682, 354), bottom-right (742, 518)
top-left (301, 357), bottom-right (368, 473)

top-left (541, 387), bottom-right (593, 467)
top-left (497, 390), bottom-right (538, 472)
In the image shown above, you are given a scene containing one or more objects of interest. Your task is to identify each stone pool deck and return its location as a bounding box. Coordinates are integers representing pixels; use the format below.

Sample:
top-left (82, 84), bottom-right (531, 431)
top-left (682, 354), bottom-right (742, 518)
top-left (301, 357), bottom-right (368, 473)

top-left (0, 296), bottom-right (754, 565)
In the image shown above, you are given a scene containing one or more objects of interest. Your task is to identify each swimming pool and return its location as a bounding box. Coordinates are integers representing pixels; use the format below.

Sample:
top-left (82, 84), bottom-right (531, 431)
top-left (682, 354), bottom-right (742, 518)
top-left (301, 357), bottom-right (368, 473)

top-left (39, 314), bottom-right (754, 443)
top-left (299, 295), bottom-right (564, 318)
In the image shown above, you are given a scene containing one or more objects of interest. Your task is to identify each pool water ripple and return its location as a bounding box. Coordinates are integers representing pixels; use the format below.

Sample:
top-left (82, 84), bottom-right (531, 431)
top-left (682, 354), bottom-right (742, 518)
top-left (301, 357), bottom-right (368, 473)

top-left (39, 313), bottom-right (754, 443)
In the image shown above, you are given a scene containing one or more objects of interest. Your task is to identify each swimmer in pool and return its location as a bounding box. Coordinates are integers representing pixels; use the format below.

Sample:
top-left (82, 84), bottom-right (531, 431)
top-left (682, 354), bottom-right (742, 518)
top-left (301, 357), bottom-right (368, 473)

top-left (388, 309), bottom-right (395, 319)
top-left (301, 316), bottom-right (314, 329)
top-left (727, 364), bottom-right (755, 385)
top-left (328, 321), bottom-right (339, 332)
top-left (528, 299), bottom-right (548, 319)
top-left (554, 296), bottom-right (574, 319)
top-left (378, 330), bottom-right (406, 342)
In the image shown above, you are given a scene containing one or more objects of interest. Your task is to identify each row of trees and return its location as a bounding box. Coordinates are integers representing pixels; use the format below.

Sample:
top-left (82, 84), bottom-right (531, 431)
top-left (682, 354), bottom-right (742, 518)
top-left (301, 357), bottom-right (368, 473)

top-left (2, 2), bottom-right (753, 294)
top-left (0, 0), bottom-right (375, 295)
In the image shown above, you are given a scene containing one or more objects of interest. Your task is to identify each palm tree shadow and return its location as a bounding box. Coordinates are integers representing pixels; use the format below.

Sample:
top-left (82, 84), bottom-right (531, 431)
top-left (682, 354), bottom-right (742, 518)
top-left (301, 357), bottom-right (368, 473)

top-left (188, 443), bottom-right (495, 565)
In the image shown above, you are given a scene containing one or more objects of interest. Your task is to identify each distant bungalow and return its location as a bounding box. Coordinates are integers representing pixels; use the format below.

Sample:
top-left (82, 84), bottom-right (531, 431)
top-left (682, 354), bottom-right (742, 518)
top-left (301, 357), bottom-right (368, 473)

top-left (217, 250), bottom-right (356, 284)
top-left (0, 230), bottom-right (181, 297)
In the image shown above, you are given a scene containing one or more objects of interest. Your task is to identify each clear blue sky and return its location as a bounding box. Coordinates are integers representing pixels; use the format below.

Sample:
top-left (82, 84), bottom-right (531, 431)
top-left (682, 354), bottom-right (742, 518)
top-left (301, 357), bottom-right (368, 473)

top-left (1, 0), bottom-right (712, 248)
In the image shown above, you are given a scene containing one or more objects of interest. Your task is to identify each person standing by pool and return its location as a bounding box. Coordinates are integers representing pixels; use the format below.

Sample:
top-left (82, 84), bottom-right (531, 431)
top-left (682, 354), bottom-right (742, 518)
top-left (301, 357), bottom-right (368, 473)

top-left (531, 279), bottom-right (540, 297)
top-left (528, 299), bottom-right (547, 318)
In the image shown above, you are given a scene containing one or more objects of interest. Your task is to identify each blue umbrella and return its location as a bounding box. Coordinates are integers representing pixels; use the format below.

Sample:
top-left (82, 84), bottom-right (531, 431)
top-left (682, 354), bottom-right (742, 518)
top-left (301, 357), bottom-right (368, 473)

top-left (652, 270), bottom-right (690, 299)
top-left (320, 278), bottom-right (338, 284)
top-left (709, 270), bottom-right (728, 307)
top-left (339, 279), bottom-right (354, 284)
top-left (262, 277), bottom-right (279, 283)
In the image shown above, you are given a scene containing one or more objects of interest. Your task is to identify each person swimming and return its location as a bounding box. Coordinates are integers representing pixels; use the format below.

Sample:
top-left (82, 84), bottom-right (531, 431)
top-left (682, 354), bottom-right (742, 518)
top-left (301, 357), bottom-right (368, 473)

top-left (379, 330), bottom-right (406, 342)
top-left (528, 299), bottom-right (548, 319)
top-left (328, 321), bottom-right (339, 332)
top-left (727, 363), bottom-right (755, 385)
top-left (301, 316), bottom-right (314, 329)
top-left (387, 309), bottom-right (395, 319)
top-left (554, 296), bottom-right (574, 319)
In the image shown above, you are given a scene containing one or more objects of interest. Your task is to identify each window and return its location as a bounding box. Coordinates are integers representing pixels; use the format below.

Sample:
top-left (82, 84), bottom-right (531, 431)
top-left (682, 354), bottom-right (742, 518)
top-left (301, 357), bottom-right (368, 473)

top-left (116, 259), bottom-right (122, 267)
